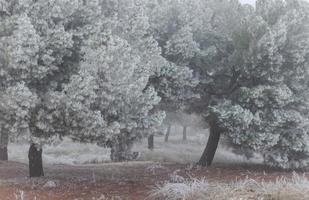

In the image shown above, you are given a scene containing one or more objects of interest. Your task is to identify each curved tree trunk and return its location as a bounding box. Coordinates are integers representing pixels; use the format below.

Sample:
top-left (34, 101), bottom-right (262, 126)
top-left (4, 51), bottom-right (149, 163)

top-left (0, 130), bottom-right (8, 161)
top-left (198, 118), bottom-right (221, 167)
top-left (148, 134), bottom-right (154, 150)
top-left (164, 125), bottom-right (171, 142)
top-left (182, 126), bottom-right (187, 141)
top-left (28, 143), bottom-right (44, 177)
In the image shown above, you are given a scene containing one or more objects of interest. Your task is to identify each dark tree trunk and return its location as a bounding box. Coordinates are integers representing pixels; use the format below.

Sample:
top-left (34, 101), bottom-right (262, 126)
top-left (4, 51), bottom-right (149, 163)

top-left (164, 125), bottom-right (171, 142)
top-left (28, 143), bottom-right (44, 177)
top-left (182, 126), bottom-right (187, 141)
top-left (198, 118), bottom-right (221, 167)
top-left (110, 137), bottom-right (134, 162)
top-left (110, 143), bottom-right (123, 162)
top-left (0, 131), bottom-right (8, 161)
top-left (148, 134), bottom-right (154, 150)
top-left (0, 146), bottom-right (8, 161)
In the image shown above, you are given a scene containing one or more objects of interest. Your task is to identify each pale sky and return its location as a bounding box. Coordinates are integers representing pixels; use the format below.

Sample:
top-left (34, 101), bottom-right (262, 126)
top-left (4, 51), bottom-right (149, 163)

top-left (239, 0), bottom-right (309, 5)
top-left (239, 0), bottom-right (256, 5)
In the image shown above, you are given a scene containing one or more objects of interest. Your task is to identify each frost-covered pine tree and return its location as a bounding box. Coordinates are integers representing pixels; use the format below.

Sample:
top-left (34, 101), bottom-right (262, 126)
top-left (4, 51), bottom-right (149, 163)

top-left (1, 0), bottom-right (165, 172)
top-left (147, 0), bottom-right (250, 165)
top-left (0, 6), bottom-right (10, 160)
top-left (149, 0), bottom-right (309, 169)
top-left (64, 0), bottom-right (166, 162)
top-left (0, 0), bottom-right (101, 176)
top-left (146, 0), bottom-right (200, 132)
top-left (0, 0), bottom-right (13, 160)
top-left (0, 1), bottom-right (39, 161)
top-left (202, 0), bottom-right (309, 169)
top-left (25, 0), bottom-right (107, 176)
top-left (3, 5), bottom-right (70, 176)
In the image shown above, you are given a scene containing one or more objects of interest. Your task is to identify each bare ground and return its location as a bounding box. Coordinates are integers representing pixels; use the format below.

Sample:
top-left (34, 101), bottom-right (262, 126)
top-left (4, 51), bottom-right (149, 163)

top-left (0, 161), bottom-right (308, 200)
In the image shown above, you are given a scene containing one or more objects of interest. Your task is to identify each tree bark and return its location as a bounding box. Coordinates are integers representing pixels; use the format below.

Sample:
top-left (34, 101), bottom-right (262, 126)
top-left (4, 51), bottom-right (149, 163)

top-left (148, 134), bottom-right (154, 150)
top-left (110, 137), bottom-right (134, 162)
top-left (0, 146), bottom-right (8, 161)
top-left (183, 126), bottom-right (187, 141)
top-left (28, 143), bottom-right (44, 177)
top-left (164, 125), bottom-right (171, 142)
top-left (198, 118), bottom-right (221, 167)
top-left (0, 131), bottom-right (8, 161)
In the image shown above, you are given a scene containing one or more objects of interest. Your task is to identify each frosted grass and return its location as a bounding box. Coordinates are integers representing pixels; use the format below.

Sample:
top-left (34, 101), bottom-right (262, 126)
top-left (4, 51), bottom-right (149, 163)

top-left (150, 173), bottom-right (309, 200)
top-left (8, 128), bottom-right (262, 166)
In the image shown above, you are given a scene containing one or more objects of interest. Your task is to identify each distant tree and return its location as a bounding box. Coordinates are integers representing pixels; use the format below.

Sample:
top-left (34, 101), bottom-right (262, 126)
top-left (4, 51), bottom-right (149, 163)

top-left (146, 0), bottom-right (200, 145)
top-left (148, 134), bottom-right (154, 150)
top-left (164, 124), bottom-right (172, 142)
top-left (163, 112), bottom-right (202, 141)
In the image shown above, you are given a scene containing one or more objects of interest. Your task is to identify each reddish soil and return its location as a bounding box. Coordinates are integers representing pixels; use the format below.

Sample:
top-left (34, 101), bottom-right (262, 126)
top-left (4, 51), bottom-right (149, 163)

top-left (0, 161), bottom-right (308, 200)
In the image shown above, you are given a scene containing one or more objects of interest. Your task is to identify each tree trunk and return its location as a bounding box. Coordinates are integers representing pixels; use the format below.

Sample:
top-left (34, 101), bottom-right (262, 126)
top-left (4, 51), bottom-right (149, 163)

top-left (198, 119), bottom-right (221, 167)
top-left (110, 137), bottom-right (134, 162)
top-left (0, 146), bottom-right (8, 161)
top-left (28, 143), bottom-right (44, 177)
top-left (0, 131), bottom-right (8, 161)
top-left (183, 126), bottom-right (187, 141)
top-left (164, 125), bottom-right (171, 142)
top-left (148, 134), bottom-right (154, 150)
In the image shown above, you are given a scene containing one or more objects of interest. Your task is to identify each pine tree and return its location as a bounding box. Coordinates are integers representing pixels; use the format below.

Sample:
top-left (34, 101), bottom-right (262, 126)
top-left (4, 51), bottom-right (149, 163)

top-left (1, 0), bottom-right (99, 176)
top-left (205, 0), bottom-right (309, 169)
top-left (64, 0), bottom-right (166, 161)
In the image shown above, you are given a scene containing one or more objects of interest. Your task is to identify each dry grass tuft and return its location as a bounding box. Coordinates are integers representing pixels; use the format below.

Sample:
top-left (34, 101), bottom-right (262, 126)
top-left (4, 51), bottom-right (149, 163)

top-left (148, 178), bottom-right (209, 200)
top-left (149, 173), bottom-right (309, 200)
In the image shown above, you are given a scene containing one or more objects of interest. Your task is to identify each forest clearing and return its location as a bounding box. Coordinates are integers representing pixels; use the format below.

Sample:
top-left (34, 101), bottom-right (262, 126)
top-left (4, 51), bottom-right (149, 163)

top-left (1, 133), bottom-right (309, 200)
top-left (1, 0), bottom-right (309, 199)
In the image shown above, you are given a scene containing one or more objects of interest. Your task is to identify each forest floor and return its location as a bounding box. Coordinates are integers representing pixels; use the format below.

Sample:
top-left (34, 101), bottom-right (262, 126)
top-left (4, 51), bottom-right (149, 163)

top-left (1, 131), bottom-right (309, 199)
top-left (0, 161), bottom-right (308, 200)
